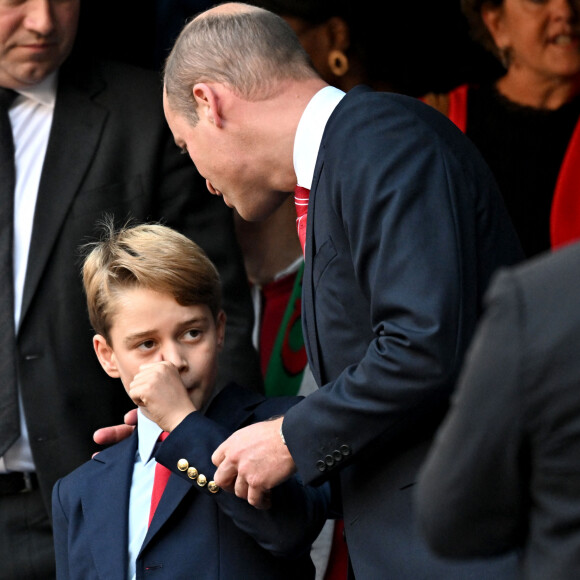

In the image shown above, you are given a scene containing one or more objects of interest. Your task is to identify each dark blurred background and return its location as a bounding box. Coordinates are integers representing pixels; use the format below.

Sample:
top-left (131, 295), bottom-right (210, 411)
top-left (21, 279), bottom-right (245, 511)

top-left (77, 0), bottom-right (503, 95)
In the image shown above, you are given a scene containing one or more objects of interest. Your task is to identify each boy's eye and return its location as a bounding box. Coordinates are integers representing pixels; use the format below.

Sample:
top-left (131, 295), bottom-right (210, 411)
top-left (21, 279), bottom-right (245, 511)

top-left (185, 329), bottom-right (201, 340)
top-left (137, 340), bottom-right (156, 351)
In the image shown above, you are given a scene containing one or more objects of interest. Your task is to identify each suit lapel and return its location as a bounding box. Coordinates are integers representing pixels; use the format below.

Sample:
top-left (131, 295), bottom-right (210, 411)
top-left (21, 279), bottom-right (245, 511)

top-left (82, 434), bottom-right (135, 579)
top-left (302, 164), bottom-right (322, 387)
top-left (20, 61), bottom-right (108, 324)
top-left (139, 474), bottom-right (192, 552)
top-left (207, 383), bottom-right (265, 427)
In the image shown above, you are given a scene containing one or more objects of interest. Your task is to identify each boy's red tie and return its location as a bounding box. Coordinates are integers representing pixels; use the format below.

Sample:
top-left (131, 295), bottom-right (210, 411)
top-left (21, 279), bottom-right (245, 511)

top-left (148, 432), bottom-right (170, 526)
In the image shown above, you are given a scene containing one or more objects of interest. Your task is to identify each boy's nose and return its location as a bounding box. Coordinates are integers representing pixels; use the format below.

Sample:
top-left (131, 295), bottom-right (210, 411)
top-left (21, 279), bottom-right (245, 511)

top-left (160, 344), bottom-right (188, 371)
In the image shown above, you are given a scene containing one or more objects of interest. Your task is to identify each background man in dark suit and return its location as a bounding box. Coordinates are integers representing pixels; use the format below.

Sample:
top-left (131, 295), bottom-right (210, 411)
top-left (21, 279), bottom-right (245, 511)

top-left (0, 1), bottom-right (260, 577)
top-left (156, 3), bottom-right (524, 578)
top-left (416, 240), bottom-right (580, 580)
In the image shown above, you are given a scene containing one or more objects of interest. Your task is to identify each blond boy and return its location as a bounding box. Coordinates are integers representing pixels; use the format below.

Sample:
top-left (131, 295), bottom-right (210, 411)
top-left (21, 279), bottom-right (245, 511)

top-left (51, 222), bottom-right (328, 580)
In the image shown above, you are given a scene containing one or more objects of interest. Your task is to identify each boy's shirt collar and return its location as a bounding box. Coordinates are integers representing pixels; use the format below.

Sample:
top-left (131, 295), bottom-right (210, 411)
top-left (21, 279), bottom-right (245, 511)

top-left (136, 409), bottom-right (163, 464)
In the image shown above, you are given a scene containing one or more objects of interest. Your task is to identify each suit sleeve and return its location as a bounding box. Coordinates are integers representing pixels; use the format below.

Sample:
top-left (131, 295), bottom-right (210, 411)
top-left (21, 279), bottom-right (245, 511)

top-left (52, 479), bottom-right (72, 580)
top-left (416, 270), bottom-right (527, 557)
top-left (156, 409), bottom-right (330, 559)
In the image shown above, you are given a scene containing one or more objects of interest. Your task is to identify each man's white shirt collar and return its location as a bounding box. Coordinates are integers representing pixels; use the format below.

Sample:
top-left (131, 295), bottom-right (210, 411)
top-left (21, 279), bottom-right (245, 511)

top-left (15, 71), bottom-right (57, 107)
top-left (293, 85), bottom-right (345, 190)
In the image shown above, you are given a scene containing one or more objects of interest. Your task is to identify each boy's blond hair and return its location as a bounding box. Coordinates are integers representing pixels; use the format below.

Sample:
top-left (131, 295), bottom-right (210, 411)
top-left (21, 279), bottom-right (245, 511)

top-left (82, 220), bottom-right (222, 344)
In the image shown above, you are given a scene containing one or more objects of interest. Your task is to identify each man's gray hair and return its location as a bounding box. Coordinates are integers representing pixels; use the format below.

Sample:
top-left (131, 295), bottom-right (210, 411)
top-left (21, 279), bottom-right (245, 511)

top-left (164, 3), bottom-right (318, 125)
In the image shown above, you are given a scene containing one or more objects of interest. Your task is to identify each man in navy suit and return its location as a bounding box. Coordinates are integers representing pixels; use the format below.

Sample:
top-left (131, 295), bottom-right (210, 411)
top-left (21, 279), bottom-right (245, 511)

top-left (53, 222), bottom-right (328, 579)
top-left (123, 3), bottom-right (525, 578)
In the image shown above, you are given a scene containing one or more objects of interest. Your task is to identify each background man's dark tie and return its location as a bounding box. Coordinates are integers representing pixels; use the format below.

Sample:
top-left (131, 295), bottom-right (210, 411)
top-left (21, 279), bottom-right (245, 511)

top-left (0, 88), bottom-right (20, 457)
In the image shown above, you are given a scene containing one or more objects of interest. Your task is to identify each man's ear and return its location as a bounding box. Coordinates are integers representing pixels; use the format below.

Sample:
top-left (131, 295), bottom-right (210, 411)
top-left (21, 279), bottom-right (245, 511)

top-left (192, 82), bottom-right (223, 128)
top-left (93, 334), bottom-right (120, 378)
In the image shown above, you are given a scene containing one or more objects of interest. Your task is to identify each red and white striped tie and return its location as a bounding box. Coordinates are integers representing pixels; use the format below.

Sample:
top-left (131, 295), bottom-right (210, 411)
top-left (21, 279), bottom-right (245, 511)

top-left (294, 185), bottom-right (310, 255)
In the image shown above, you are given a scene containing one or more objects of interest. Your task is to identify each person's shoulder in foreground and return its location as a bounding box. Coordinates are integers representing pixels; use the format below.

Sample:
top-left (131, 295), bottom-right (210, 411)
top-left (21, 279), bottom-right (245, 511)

top-left (417, 240), bottom-right (580, 579)
top-left (51, 221), bottom-right (328, 580)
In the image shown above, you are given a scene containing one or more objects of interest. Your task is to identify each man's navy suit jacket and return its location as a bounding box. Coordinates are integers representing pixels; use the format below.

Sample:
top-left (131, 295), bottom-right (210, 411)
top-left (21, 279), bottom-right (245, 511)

top-left (52, 384), bottom-right (329, 579)
top-left (283, 86), bottom-right (524, 578)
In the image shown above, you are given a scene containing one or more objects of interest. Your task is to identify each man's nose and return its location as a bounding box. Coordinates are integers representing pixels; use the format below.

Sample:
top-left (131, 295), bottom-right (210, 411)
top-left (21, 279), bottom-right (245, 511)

top-left (24, 0), bottom-right (56, 36)
top-left (206, 180), bottom-right (221, 196)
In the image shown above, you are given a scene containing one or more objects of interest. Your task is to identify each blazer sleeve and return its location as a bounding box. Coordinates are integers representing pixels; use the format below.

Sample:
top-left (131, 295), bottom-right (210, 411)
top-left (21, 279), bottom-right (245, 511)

top-left (415, 269), bottom-right (527, 558)
top-left (155, 409), bottom-right (330, 559)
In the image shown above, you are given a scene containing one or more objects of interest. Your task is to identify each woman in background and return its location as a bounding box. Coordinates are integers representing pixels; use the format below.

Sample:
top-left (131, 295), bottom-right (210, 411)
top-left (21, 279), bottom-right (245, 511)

top-left (424, 0), bottom-right (580, 256)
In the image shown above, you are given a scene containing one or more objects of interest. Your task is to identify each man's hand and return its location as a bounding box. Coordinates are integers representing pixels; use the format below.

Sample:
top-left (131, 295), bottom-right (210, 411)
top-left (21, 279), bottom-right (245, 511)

top-left (211, 417), bottom-right (297, 509)
top-left (92, 408), bottom-right (137, 455)
top-left (129, 361), bottom-right (195, 432)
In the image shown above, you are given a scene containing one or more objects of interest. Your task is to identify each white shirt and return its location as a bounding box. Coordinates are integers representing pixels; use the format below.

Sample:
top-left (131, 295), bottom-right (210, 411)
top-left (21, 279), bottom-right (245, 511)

top-left (127, 410), bottom-right (163, 580)
top-left (293, 86), bottom-right (344, 190)
top-left (0, 73), bottom-right (57, 472)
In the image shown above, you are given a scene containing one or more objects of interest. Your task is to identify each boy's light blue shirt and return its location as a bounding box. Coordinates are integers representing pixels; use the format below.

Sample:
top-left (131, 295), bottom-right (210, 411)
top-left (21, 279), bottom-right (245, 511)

top-left (127, 410), bottom-right (163, 580)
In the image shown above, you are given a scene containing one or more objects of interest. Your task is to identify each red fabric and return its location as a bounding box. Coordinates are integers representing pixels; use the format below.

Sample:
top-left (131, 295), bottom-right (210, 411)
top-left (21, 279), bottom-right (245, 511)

top-left (550, 116), bottom-right (580, 250)
top-left (148, 432), bottom-right (170, 527)
top-left (446, 84), bottom-right (469, 133)
top-left (323, 519), bottom-right (349, 580)
top-left (294, 185), bottom-right (310, 255)
top-left (259, 272), bottom-right (299, 376)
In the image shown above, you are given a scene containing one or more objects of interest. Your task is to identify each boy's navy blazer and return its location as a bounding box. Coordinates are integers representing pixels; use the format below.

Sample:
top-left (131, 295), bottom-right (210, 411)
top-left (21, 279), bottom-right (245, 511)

top-left (52, 385), bottom-right (329, 580)
top-left (283, 86), bottom-right (524, 578)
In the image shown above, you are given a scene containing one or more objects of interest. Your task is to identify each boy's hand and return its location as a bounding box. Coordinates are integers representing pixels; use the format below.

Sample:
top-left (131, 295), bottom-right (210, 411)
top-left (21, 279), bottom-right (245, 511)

top-left (129, 361), bottom-right (195, 432)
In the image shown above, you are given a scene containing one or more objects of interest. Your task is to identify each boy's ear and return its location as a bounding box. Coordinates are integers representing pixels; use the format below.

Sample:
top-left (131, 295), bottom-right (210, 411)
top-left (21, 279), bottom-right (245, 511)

top-left (216, 310), bottom-right (226, 352)
top-left (93, 334), bottom-right (120, 378)
top-left (192, 82), bottom-right (223, 128)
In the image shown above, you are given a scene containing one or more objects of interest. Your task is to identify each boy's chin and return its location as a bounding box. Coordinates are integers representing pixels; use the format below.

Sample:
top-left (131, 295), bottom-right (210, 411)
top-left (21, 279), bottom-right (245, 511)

top-left (189, 387), bottom-right (217, 414)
